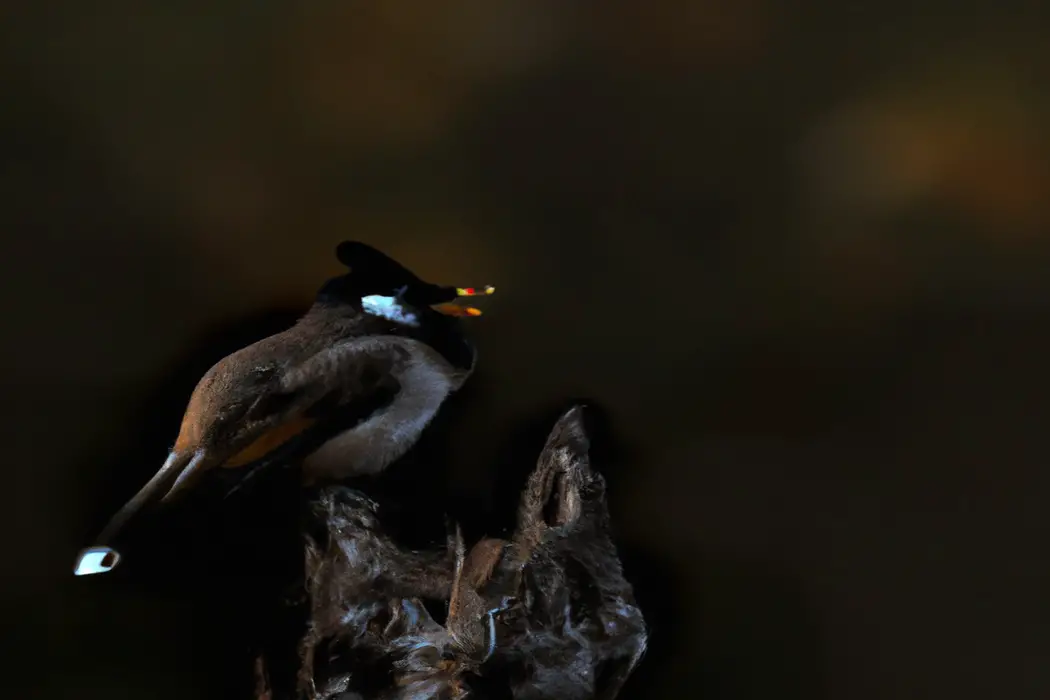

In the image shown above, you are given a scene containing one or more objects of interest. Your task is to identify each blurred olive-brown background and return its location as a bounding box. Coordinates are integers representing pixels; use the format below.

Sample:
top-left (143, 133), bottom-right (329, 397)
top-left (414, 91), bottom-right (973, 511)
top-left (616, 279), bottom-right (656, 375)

top-left (5, 1), bottom-right (1050, 698)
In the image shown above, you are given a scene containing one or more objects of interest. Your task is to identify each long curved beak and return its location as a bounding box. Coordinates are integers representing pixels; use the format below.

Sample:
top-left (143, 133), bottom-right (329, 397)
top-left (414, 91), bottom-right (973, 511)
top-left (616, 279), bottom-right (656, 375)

top-left (72, 448), bottom-right (211, 577)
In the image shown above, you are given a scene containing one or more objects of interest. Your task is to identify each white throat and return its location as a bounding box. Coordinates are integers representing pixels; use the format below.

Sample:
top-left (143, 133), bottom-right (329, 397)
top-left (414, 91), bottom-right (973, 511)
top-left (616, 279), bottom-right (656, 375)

top-left (361, 295), bottom-right (420, 327)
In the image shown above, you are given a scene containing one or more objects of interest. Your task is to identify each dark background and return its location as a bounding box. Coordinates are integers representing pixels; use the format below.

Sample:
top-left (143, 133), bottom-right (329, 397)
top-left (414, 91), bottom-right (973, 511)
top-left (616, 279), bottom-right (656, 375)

top-left (4, 1), bottom-right (1050, 698)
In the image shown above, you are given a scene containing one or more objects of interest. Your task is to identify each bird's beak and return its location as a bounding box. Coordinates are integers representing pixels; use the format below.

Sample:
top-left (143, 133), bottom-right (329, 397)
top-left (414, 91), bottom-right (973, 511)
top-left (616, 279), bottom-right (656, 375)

top-left (431, 285), bottom-right (494, 317)
top-left (431, 303), bottom-right (483, 317)
top-left (72, 448), bottom-right (212, 577)
top-left (455, 286), bottom-right (495, 297)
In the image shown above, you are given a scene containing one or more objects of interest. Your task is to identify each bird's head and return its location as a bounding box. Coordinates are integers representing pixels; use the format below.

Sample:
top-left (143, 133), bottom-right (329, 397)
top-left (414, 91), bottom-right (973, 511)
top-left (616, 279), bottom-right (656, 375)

top-left (322, 240), bottom-right (493, 326)
top-left (318, 241), bottom-right (494, 374)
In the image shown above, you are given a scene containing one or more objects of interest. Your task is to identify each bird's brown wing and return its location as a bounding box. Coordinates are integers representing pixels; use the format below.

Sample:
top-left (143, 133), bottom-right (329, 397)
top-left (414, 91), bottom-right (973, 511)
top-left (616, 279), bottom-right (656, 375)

top-left (221, 337), bottom-right (406, 470)
top-left (223, 414), bottom-right (322, 468)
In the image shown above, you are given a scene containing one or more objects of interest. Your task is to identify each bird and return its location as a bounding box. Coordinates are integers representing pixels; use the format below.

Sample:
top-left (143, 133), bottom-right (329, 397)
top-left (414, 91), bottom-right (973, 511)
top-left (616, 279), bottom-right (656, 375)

top-left (73, 241), bottom-right (493, 577)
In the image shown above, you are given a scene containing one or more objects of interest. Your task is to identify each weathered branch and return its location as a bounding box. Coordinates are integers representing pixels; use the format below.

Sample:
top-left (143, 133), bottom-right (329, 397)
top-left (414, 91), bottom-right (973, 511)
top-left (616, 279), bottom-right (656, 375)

top-left (271, 406), bottom-right (647, 700)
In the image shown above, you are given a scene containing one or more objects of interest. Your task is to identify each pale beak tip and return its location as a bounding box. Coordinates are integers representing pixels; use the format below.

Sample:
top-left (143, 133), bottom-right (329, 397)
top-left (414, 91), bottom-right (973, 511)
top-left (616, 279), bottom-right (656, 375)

top-left (73, 546), bottom-right (122, 576)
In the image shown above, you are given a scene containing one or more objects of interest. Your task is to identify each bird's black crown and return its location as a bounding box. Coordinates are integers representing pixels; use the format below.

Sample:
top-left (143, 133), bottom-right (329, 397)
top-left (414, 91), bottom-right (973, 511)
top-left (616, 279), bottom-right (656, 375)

top-left (331, 241), bottom-right (459, 306)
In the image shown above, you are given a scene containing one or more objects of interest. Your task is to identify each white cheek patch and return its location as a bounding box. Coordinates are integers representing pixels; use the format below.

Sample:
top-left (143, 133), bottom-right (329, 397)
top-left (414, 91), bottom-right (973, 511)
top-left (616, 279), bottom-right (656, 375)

top-left (361, 295), bottom-right (420, 327)
top-left (73, 546), bottom-right (121, 576)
